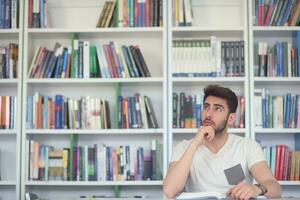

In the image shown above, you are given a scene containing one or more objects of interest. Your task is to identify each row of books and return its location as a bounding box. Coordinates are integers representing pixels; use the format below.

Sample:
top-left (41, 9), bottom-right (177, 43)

top-left (96, 0), bottom-right (163, 28)
top-left (172, 38), bottom-right (245, 77)
top-left (28, 0), bottom-right (47, 28)
top-left (0, 0), bottom-right (19, 29)
top-left (253, 0), bottom-right (300, 26)
top-left (254, 41), bottom-right (300, 77)
top-left (28, 41), bottom-right (151, 79)
top-left (27, 139), bottom-right (162, 181)
top-left (262, 145), bottom-right (300, 181)
top-left (0, 43), bottom-right (18, 79)
top-left (254, 88), bottom-right (300, 128)
top-left (172, 93), bottom-right (245, 129)
top-left (0, 96), bottom-right (17, 129)
top-left (172, 0), bottom-right (193, 26)
top-left (118, 94), bottom-right (159, 129)
top-left (26, 94), bottom-right (111, 130)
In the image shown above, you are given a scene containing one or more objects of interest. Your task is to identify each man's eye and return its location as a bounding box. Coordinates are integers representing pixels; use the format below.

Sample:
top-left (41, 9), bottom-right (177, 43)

top-left (216, 107), bottom-right (222, 112)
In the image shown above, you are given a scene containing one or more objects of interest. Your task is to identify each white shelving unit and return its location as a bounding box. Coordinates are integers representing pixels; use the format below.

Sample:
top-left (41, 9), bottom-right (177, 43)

top-left (248, 0), bottom-right (300, 197)
top-left (0, 0), bottom-right (298, 199)
top-left (20, 0), bottom-right (167, 199)
top-left (167, 0), bottom-right (250, 158)
top-left (0, 1), bottom-right (24, 200)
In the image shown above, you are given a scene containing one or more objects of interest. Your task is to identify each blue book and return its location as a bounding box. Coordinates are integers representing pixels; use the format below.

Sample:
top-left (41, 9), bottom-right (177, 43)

top-left (295, 133), bottom-right (300, 150)
top-left (9, 96), bottom-right (13, 129)
top-left (284, 93), bottom-right (291, 128)
top-left (39, 0), bottom-right (44, 28)
top-left (296, 31), bottom-right (300, 77)
top-left (270, 146), bottom-right (276, 175)
top-left (43, 96), bottom-right (48, 129)
top-left (279, 0), bottom-right (295, 26)
top-left (118, 96), bottom-right (122, 128)
top-left (130, 97), bottom-right (138, 128)
top-left (0, 0), bottom-right (4, 28)
top-left (294, 95), bottom-right (299, 128)
top-left (61, 48), bottom-right (68, 78)
top-left (55, 95), bottom-right (63, 129)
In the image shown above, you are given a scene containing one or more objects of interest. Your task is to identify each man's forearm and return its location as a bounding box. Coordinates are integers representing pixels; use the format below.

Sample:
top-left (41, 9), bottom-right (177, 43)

top-left (163, 140), bottom-right (200, 198)
top-left (262, 179), bottom-right (281, 198)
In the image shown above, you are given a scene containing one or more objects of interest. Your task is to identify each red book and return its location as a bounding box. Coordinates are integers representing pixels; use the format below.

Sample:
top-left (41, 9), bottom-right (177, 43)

top-left (28, 0), bottom-right (33, 28)
top-left (278, 145), bottom-right (286, 180)
top-left (146, 0), bottom-right (150, 26)
top-left (264, 1), bottom-right (274, 25)
top-left (274, 145), bottom-right (281, 180)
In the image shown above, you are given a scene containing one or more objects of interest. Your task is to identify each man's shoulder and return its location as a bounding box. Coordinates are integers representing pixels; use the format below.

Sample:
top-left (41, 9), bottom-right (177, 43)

top-left (230, 134), bottom-right (259, 147)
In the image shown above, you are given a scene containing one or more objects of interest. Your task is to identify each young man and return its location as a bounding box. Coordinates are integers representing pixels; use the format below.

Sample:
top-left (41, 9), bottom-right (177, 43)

top-left (163, 85), bottom-right (281, 199)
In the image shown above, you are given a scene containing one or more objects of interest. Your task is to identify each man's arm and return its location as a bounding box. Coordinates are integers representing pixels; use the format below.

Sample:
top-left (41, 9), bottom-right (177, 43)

top-left (163, 140), bottom-right (200, 199)
top-left (227, 161), bottom-right (281, 199)
top-left (250, 161), bottom-right (281, 198)
top-left (163, 126), bottom-right (215, 199)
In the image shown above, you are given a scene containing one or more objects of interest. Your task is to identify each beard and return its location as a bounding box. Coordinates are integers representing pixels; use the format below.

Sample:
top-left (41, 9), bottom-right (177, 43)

top-left (202, 114), bottom-right (230, 135)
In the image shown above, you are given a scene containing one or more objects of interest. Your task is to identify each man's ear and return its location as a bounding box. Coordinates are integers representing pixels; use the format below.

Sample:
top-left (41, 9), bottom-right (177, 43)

top-left (227, 113), bottom-right (236, 126)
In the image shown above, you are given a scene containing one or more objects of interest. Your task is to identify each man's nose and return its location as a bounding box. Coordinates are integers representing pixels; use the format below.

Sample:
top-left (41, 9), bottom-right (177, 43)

top-left (204, 108), bottom-right (213, 118)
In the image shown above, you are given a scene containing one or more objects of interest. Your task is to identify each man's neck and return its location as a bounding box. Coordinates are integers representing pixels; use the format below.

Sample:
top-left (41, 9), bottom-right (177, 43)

top-left (205, 131), bottom-right (229, 154)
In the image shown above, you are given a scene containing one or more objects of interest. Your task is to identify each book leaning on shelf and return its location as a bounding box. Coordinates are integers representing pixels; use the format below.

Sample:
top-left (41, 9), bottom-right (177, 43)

top-left (172, 37), bottom-right (244, 77)
top-left (96, 0), bottom-right (163, 28)
top-left (0, 43), bottom-right (18, 79)
top-left (26, 93), bottom-right (111, 129)
top-left (27, 41), bottom-right (151, 79)
top-left (26, 139), bottom-right (162, 181)
top-left (253, 0), bottom-right (300, 26)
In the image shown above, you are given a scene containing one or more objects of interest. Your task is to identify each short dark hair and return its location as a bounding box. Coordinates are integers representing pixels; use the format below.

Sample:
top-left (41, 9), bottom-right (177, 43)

top-left (203, 85), bottom-right (238, 113)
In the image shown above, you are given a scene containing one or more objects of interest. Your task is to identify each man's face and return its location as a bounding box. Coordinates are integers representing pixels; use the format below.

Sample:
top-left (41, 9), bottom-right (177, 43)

top-left (201, 96), bottom-right (234, 135)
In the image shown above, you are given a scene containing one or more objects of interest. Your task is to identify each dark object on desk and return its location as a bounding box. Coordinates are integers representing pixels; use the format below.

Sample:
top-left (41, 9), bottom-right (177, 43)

top-left (224, 163), bottom-right (246, 185)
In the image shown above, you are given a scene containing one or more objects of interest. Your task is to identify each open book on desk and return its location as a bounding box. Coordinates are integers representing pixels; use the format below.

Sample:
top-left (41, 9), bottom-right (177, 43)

top-left (175, 192), bottom-right (227, 200)
top-left (175, 192), bottom-right (268, 200)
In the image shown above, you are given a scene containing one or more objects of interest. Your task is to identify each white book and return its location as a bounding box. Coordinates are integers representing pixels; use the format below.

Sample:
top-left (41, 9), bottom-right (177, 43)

top-left (83, 41), bottom-right (90, 78)
top-left (11, 0), bottom-right (17, 29)
top-left (139, 95), bottom-right (148, 128)
top-left (176, 191), bottom-right (225, 200)
top-left (95, 44), bottom-right (109, 78)
top-left (254, 89), bottom-right (262, 128)
top-left (210, 36), bottom-right (217, 75)
top-left (68, 99), bottom-right (74, 129)
top-left (184, 0), bottom-right (193, 26)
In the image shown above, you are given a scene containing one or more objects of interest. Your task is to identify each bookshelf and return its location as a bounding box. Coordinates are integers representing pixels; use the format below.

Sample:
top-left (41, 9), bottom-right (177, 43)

top-left (167, 0), bottom-right (250, 155)
top-left (248, 0), bottom-right (300, 197)
top-left (0, 0), bottom-right (23, 199)
top-left (0, 0), bottom-right (298, 199)
top-left (20, 0), bottom-right (167, 199)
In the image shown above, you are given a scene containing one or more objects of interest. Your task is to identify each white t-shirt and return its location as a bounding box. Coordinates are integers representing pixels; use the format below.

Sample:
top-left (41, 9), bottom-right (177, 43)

top-left (170, 134), bottom-right (266, 194)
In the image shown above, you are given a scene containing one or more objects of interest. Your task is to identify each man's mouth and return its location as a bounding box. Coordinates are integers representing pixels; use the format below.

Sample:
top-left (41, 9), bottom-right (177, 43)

top-left (202, 120), bottom-right (215, 126)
